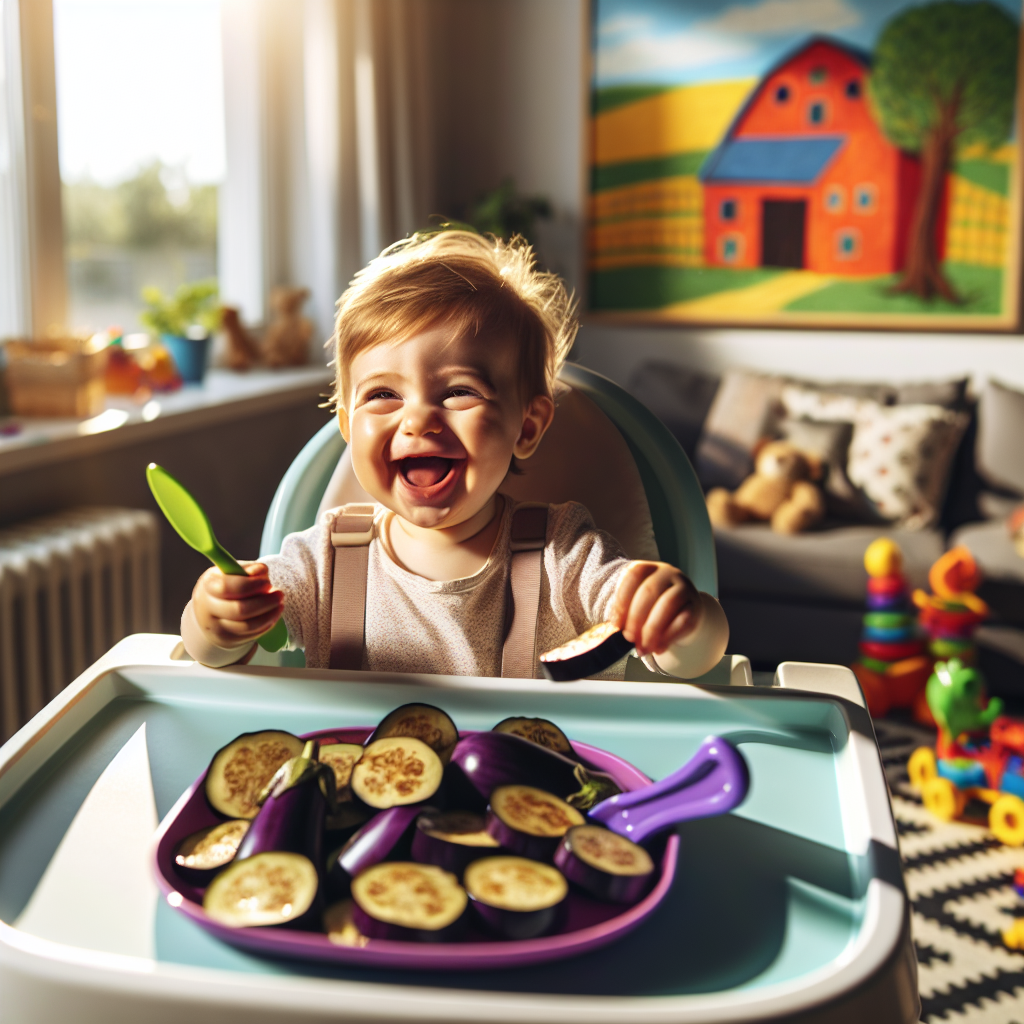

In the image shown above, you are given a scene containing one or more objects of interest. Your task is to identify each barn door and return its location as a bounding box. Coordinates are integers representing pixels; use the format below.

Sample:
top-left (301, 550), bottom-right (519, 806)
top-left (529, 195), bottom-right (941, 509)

top-left (761, 200), bottom-right (806, 268)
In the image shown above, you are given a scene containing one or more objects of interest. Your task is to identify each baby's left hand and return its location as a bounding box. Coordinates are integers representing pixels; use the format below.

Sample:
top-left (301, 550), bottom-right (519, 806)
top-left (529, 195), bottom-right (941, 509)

top-left (609, 561), bottom-right (702, 657)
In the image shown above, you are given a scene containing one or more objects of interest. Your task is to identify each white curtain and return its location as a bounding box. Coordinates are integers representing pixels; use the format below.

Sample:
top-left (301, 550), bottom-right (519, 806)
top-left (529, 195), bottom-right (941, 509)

top-left (220, 0), bottom-right (435, 344)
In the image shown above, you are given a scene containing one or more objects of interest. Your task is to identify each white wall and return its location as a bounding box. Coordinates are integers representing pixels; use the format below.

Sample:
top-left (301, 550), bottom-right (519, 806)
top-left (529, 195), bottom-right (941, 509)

top-left (431, 0), bottom-right (1024, 393)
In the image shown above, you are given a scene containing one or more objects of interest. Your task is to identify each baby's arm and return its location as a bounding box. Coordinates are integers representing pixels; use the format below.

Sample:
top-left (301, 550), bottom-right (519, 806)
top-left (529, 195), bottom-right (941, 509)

top-left (181, 562), bottom-right (283, 667)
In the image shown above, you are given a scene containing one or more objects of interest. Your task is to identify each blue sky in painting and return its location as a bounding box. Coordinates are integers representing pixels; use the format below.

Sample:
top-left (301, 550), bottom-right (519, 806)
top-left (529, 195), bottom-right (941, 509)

top-left (593, 0), bottom-right (1022, 88)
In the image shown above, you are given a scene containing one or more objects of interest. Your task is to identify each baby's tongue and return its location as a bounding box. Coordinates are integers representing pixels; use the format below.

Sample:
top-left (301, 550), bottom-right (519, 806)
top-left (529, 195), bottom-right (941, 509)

top-left (402, 457), bottom-right (451, 487)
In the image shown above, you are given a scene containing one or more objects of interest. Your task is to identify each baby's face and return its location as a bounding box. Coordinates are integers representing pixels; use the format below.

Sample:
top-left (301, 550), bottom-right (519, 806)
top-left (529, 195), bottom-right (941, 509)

top-left (340, 327), bottom-right (550, 530)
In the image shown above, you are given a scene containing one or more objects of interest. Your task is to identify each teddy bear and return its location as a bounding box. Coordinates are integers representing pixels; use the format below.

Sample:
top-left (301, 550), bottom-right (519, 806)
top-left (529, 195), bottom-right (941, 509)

top-left (263, 286), bottom-right (313, 367)
top-left (706, 439), bottom-right (826, 535)
top-left (220, 306), bottom-right (261, 371)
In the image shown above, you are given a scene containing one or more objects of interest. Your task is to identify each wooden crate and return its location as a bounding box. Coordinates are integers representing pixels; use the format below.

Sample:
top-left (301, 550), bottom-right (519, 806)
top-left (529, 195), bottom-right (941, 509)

top-left (5, 335), bottom-right (110, 418)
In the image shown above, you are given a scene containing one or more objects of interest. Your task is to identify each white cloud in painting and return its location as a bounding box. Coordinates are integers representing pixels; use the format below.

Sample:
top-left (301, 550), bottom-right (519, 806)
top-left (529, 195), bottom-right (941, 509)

top-left (598, 13), bottom-right (652, 37)
top-left (597, 30), bottom-right (754, 78)
top-left (698, 0), bottom-right (860, 36)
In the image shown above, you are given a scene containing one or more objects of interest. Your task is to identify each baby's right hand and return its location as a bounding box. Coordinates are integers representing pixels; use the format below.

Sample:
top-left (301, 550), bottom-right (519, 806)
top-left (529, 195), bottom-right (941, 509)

top-left (192, 562), bottom-right (284, 649)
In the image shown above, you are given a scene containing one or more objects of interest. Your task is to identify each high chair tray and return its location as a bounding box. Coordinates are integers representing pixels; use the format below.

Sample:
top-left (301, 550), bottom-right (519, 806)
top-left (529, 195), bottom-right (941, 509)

top-left (0, 635), bottom-right (916, 1024)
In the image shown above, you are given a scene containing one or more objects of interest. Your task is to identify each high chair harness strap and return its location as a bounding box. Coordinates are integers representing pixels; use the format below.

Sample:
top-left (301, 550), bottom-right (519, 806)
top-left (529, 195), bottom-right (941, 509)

top-left (500, 504), bottom-right (548, 680)
top-left (326, 501), bottom-right (548, 677)
top-left (328, 503), bottom-right (376, 670)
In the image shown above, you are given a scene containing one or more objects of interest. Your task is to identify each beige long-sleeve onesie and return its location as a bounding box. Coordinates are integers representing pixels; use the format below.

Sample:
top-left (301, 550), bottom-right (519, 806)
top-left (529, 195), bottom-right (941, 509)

top-left (181, 496), bottom-right (633, 677)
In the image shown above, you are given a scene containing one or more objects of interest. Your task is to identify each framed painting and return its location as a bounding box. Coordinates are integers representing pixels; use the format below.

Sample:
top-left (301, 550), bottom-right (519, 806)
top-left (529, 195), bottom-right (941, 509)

top-left (585, 0), bottom-right (1024, 330)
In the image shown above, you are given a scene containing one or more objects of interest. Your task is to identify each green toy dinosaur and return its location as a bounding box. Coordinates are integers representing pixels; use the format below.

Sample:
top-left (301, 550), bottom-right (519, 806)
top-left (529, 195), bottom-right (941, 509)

top-left (926, 658), bottom-right (1002, 744)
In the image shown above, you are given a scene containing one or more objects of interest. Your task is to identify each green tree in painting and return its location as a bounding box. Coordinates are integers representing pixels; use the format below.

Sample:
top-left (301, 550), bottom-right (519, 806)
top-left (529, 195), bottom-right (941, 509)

top-left (869, 1), bottom-right (1018, 302)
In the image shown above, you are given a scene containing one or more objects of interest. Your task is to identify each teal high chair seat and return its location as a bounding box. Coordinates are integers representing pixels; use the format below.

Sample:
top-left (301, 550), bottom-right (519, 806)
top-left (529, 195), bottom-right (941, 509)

top-left (261, 362), bottom-right (717, 594)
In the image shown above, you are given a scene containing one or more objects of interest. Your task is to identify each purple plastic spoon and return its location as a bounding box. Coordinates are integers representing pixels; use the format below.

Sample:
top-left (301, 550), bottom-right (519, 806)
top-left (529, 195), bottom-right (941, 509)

top-left (587, 735), bottom-right (748, 843)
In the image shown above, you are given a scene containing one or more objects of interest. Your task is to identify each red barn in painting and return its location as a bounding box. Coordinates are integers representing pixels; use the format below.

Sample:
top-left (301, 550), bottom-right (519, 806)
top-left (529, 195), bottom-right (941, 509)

top-left (700, 37), bottom-right (942, 274)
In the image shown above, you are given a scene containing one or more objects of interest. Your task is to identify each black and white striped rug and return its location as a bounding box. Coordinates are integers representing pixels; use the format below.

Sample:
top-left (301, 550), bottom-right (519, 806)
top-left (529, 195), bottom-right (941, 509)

top-left (876, 718), bottom-right (1024, 1023)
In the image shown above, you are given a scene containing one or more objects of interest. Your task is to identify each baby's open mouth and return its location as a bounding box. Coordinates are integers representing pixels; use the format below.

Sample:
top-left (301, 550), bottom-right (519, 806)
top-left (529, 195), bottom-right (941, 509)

top-left (399, 456), bottom-right (455, 488)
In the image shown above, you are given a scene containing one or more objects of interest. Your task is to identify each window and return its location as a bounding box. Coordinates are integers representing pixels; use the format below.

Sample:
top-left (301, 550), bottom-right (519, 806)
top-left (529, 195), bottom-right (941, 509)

top-left (825, 185), bottom-right (845, 213)
top-left (809, 66), bottom-right (827, 84)
top-left (853, 183), bottom-right (878, 214)
top-left (846, 79), bottom-right (861, 99)
top-left (836, 229), bottom-right (861, 260)
top-left (808, 101), bottom-right (827, 126)
top-left (774, 84), bottom-right (790, 103)
top-left (720, 199), bottom-right (737, 221)
top-left (720, 234), bottom-right (741, 263)
top-left (53, 0), bottom-right (225, 333)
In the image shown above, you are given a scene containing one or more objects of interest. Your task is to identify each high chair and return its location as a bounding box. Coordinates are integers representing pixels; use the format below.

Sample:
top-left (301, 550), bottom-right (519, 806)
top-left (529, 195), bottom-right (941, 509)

top-left (0, 364), bottom-right (917, 1023)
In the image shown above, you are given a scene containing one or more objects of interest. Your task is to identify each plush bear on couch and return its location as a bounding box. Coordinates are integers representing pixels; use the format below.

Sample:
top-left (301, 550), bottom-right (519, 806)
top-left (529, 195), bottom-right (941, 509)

top-left (706, 439), bottom-right (826, 535)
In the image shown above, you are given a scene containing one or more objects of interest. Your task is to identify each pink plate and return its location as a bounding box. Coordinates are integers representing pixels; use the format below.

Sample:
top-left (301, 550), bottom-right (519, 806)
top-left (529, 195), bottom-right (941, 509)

top-left (152, 728), bottom-right (678, 971)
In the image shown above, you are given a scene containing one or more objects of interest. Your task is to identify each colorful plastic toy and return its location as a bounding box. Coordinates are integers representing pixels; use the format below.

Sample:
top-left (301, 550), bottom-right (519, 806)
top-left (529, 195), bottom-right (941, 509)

top-left (913, 546), bottom-right (989, 666)
top-left (1003, 869), bottom-right (1024, 949)
top-left (852, 538), bottom-right (931, 717)
top-left (906, 659), bottom-right (1024, 845)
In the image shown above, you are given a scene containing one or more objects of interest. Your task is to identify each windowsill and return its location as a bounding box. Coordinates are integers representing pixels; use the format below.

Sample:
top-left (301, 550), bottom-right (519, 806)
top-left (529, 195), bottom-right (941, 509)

top-left (0, 366), bottom-right (333, 477)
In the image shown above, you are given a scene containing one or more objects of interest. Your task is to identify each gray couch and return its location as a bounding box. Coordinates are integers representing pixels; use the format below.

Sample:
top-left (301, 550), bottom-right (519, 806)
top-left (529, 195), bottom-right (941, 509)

top-left (630, 364), bottom-right (1024, 699)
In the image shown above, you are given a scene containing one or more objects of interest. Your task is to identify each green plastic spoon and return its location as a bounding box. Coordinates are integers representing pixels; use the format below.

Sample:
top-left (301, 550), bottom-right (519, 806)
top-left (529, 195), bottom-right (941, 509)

top-left (146, 462), bottom-right (287, 652)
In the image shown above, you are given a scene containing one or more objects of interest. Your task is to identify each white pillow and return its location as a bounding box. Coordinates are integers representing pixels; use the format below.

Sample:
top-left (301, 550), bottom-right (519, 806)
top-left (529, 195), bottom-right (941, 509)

top-left (782, 385), bottom-right (968, 529)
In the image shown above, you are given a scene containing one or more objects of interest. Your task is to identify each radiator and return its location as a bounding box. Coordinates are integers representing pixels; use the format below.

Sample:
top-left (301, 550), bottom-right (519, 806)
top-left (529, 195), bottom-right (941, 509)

top-left (0, 507), bottom-right (161, 741)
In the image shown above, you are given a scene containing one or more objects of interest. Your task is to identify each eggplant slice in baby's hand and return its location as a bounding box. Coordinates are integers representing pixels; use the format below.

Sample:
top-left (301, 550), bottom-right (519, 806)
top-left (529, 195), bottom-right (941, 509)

top-left (203, 851), bottom-right (320, 928)
top-left (205, 730), bottom-right (305, 819)
top-left (351, 737), bottom-right (444, 809)
top-left (492, 717), bottom-right (574, 756)
top-left (554, 824), bottom-right (655, 904)
top-left (464, 856), bottom-right (568, 940)
top-left (350, 862), bottom-right (468, 941)
top-left (539, 622), bottom-right (634, 682)
top-left (368, 703), bottom-right (459, 764)
top-left (486, 785), bottom-right (585, 860)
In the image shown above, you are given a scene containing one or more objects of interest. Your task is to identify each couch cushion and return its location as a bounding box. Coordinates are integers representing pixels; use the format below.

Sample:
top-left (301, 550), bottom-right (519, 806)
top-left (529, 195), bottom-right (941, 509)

top-left (950, 519), bottom-right (1024, 585)
top-left (627, 361), bottom-right (719, 460)
top-left (977, 379), bottom-right (1024, 495)
top-left (715, 522), bottom-right (945, 604)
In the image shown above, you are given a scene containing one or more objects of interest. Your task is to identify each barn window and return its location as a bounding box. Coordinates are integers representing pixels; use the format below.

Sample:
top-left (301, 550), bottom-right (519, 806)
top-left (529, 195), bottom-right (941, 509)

top-left (720, 234), bottom-right (741, 262)
top-left (809, 67), bottom-right (827, 84)
top-left (854, 183), bottom-right (878, 213)
top-left (836, 229), bottom-right (861, 260)
top-left (846, 80), bottom-right (861, 99)
top-left (808, 101), bottom-right (827, 125)
top-left (775, 84), bottom-right (790, 103)
top-left (825, 186), bottom-right (845, 213)
top-left (720, 199), bottom-right (737, 221)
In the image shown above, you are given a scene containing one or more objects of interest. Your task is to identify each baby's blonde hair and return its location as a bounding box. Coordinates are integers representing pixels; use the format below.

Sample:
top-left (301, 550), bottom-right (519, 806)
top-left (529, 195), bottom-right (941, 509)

top-left (329, 230), bottom-right (577, 410)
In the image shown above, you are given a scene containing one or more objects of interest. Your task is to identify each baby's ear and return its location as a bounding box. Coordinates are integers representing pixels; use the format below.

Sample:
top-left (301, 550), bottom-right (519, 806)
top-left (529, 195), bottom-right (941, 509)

top-left (513, 394), bottom-right (555, 460)
top-left (337, 407), bottom-right (351, 443)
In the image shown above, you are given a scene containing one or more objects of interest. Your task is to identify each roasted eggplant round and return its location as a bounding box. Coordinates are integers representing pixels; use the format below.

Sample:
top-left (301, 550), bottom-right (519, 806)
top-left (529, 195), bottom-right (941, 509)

top-left (486, 785), bottom-right (585, 860)
top-left (554, 825), bottom-right (655, 904)
top-left (538, 622), bottom-right (633, 681)
top-left (203, 851), bottom-right (319, 928)
top-left (350, 862), bottom-right (468, 941)
top-left (492, 717), bottom-right (574, 755)
top-left (368, 703), bottom-right (459, 764)
top-left (464, 856), bottom-right (568, 939)
top-left (411, 810), bottom-right (500, 875)
top-left (323, 898), bottom-right (369, 947)
top-left (319, 742), bottom-right (363, 796)
top-left (174, 819), bottom-right (249, 881)
top-left (205, 730), bottom-right (304, 819)
top-left (351, 736), bottom-right (444, 809)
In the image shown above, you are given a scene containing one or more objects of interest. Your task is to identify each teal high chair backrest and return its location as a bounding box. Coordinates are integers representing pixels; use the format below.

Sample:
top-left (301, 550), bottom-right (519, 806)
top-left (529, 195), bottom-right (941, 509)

top-left (261, 362), bottom-right (717, 595)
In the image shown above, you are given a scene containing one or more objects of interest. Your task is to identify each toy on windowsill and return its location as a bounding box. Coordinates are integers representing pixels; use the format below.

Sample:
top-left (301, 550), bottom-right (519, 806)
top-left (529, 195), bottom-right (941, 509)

top-left (911, 546), bottom-right (989, 722)
top-left (851, 538), bottom-right (931, 717)
top-left (906, 659), bottom-right (1024, 845)
top-left (104, 332), bottom-right (182, 399)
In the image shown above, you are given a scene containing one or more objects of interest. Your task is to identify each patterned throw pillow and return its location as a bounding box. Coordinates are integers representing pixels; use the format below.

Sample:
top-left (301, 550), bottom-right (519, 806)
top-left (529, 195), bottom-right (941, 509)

top-left (782, 385), bottom-right (968, 529)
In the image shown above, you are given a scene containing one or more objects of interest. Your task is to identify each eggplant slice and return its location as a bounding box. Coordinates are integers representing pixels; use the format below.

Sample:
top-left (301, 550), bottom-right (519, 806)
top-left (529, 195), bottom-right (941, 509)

top-left (203, 851), bottom-right (319, 928)
top-left (554, 825), bottom-right (655, 904)
top-left (351, 862), bottom-right (467, 940)
top-left (319, 742), bottom-right (363, 797)
top-left (539, 622), bottom-right (633, 682)
top-left (411, 810), bottom-right (500, 875)
top-left (174, 819), bottom-right (249, 873)
top-left (464, 856), bottom-right (567, 939)
top-left (351, 737), bottom-right (444, 809)
top-left (368, 704), bottom-right (459, 763)
top-left (487, 785), bottom-right (585, 859)
top-left (205, 730), bottom-right (304, 819)
top-left (323, 899), bottom-right (369, 947)
top-left (492, 717), bottom-right (573, 755)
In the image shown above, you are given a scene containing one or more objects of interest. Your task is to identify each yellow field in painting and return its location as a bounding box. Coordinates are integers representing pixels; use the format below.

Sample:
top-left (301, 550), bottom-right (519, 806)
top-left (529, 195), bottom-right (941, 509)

top-left (592, 79), bottom-right (756, 165)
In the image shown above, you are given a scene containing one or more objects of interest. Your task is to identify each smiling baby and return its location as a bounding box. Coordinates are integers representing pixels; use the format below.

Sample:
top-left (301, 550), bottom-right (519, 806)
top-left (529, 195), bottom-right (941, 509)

top-left (180, 231), bottom-right (728, 678)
